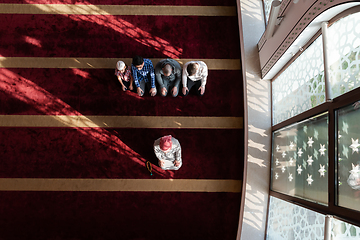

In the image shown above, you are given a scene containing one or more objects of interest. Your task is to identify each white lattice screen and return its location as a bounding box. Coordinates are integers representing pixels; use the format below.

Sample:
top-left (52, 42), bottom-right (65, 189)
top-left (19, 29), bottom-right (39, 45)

top-left (328, 12), bottom-right (360, 99)
top-left (332, 218), bottom-right (360, 239)
top-left (263, 0), bottom-right (274, 24)
top-left (266, 196), bottom-right (325, 240)
top-left (272, 36), bottom-right (325, 125)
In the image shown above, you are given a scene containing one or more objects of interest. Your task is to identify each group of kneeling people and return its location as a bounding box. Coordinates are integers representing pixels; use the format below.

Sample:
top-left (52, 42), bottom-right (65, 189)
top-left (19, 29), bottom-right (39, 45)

top-left (115, 55), bottom-right (208, 97)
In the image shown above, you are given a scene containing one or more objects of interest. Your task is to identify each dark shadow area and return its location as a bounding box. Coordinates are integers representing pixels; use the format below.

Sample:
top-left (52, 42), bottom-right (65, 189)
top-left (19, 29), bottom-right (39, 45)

top-left (0, 191), bottom-right (242, 240)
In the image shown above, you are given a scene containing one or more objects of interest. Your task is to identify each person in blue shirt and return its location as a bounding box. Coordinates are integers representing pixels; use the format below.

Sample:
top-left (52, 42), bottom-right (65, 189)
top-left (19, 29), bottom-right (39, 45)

top-left (131, 55), bottom-right (157, 97)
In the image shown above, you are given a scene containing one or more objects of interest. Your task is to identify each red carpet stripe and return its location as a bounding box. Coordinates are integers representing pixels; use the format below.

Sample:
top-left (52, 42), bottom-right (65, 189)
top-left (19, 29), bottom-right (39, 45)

top-left (0, 0), bottom-right (236, 6)
top-left (0, 68), bottom-right (244, 117)
top-left (0, 191), bottom-right (240, 240)
top-left (0, 15), bottom-right (240, 59)
top-left (0, 127), bottom-right (243, 179)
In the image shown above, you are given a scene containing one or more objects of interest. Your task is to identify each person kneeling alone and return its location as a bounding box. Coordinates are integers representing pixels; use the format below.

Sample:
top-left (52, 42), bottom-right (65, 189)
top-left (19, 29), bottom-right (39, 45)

top-left (154, 135), bottom-right (182, 170)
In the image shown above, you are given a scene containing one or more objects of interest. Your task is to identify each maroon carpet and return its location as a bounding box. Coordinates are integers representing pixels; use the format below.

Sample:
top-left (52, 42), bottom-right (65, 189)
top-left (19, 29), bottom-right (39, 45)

top-left (0, 15), bottom-right (240, 59)
top-left (0, 127), bottom-right (243, 179)
top-left (0, 1), bottom-right (243, 239)
top-left (0, 191), bottom-right (241, 240)
top-left (0, 68), bottom-right (243, 116)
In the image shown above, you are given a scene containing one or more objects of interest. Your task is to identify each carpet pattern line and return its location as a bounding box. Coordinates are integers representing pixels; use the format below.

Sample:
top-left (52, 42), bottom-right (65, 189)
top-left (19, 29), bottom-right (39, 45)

top-left (0, 115), bottom-right (243, 129)
top-left (0, 57), bottom-right (241, 70)
top-left (0, 4), bottom-right (237, 16)
top-left (0, 178), bottom-right (242, 192)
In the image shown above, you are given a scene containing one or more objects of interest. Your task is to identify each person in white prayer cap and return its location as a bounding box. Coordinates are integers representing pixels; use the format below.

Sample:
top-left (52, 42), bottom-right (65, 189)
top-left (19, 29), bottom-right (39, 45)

top-left (115, 60), bottom-right (133, 91)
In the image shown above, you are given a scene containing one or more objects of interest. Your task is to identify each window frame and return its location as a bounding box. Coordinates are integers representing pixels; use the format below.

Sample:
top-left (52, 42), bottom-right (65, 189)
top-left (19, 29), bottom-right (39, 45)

top-left (269, 6), bottom-right (360, 228)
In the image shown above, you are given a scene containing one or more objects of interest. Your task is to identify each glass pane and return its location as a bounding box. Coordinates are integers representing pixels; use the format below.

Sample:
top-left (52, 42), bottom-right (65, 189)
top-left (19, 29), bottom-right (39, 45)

top-left (332, 218), bottom-right (360, 239)
top-left (328, 12), bottom-right (360, 99)
top-left (264, 0), bottom-right (279, 24)
top-left (271, 113), bottom-right (328, 204)
top-left (266, 196), bottom-right (325, 240)
top-left (272, 36), bottom-right (325, 125)
top-left (337, 102), bottom-right (360, 211)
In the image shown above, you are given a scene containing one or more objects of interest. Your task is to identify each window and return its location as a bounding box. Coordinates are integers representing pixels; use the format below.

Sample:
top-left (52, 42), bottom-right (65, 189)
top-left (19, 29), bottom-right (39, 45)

top-left (272, 113), bottom-right (328, 204)
top-left (337, 102), bottom-right (360, 212)
top-left (267, 196), bottom-right (360, 240)
top-left (266, 196), bottom-right (325, 240)
top-left (332, 218), bottom-right (360, 239)
top-left (272, 36), bottom-right (325, 125)
top-left (269, 8), bottom-right (360, 232)
top-left (328, 12), bottom-right (360, 99)
top-left (263, 0), bottom-right (278, 24)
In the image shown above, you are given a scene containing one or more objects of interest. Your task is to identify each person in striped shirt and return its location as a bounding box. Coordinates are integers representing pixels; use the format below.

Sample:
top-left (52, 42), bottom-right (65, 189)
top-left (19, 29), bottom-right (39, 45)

top-left (154, 135), bottom-right (182, 170)
top-left (115, 60), bottom-right (133, 91)
top-left (131, 55), bottom-right (157, 97)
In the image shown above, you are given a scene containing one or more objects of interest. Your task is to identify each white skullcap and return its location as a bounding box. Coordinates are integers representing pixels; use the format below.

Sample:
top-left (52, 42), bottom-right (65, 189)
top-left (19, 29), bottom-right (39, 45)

top-left (116, 61), bottom-right (126, 71)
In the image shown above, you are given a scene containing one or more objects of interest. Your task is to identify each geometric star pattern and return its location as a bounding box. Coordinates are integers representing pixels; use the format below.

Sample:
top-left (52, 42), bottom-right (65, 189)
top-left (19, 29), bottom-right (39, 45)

top-left (271, 114), bottom-right (329, 204)
top-left (349, 138), bottom-right (360, 154)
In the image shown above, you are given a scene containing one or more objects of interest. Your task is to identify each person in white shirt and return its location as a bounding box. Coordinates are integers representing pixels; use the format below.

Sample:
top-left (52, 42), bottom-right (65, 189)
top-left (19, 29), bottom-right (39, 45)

top-left (154, 135), bottom-right (182, 170)
top-left (182, 61), bottom-right (208, 96)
